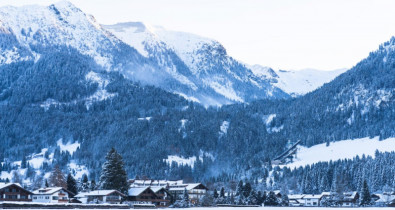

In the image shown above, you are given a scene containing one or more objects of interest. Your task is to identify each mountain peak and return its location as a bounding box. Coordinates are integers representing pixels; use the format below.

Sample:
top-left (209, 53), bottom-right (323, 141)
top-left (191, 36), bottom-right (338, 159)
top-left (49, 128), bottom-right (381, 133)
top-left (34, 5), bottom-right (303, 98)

top-left (51, 0), bottom-right (77, 10)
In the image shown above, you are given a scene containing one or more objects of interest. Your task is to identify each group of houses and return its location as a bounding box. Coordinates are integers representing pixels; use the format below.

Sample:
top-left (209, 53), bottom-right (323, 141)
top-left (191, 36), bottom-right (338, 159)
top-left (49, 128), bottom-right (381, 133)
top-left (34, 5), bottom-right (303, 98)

top-left (0, 179), bottom-right (208, 208)
top-left (127, 179), bottom-right (208, 206)
top-left (2, 181), bottom-right (395, 207)
top-left (287, 191), bottom-right (395, 207)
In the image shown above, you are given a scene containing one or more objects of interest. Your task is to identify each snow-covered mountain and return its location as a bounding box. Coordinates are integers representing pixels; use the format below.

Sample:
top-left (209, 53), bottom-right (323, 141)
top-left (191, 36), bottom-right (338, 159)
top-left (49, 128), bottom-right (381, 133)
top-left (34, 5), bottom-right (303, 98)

top-left (248, 64), bottom-right (348, 96)
top-left (103, 22), bottom-right (290, 106)
top-left (0, 2), bottom-right (291, 106)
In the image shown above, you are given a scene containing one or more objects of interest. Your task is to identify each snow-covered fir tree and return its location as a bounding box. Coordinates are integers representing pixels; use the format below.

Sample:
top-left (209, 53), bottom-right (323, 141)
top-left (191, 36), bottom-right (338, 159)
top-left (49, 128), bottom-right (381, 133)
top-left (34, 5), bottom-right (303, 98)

top-left (99, 148), bottom-right (128, 194)
top-left (360, 180), bottom-right (373, 206)
top-left (66, 173), bottom-right (78, 195)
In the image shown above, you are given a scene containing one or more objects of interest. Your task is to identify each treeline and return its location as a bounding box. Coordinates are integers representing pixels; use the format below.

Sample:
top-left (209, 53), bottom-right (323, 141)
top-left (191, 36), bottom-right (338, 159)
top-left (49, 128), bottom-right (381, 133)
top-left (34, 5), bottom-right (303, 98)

top-left (206, 151), bottom-right (395, 197)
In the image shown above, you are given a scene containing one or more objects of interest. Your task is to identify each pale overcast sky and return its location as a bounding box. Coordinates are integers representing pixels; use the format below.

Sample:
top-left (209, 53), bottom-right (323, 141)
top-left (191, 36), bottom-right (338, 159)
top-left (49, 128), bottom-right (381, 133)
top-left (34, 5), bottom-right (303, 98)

top-left (1, 0), bottom-right (395, 71)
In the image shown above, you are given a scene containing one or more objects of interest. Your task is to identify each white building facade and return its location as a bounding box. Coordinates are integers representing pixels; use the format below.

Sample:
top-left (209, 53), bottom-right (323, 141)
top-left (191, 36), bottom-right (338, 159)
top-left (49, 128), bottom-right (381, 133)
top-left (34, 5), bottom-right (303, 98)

top-left (32, 187), bottom-right (73, 203)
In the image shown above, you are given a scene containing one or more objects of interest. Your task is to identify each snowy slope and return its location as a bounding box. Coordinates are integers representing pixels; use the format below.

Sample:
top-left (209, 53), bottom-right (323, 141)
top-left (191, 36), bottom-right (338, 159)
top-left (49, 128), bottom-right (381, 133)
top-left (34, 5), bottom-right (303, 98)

top-left (274, 68), bottom-right (348, 96)
top-left (249, 64), bottom-right (347, 96)
top-left (0, 2), bottom-right (290, 107)
top-left (0, 1), bottom-right (119, 68)
top-left (284, 136), bottom-right (395, 168)
top-left (104, 22), bottom-right (290, 106)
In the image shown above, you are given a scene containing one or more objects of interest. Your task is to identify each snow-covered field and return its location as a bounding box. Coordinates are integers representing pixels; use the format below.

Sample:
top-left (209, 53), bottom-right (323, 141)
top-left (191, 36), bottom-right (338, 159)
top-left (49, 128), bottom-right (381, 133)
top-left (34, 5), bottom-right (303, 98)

top-left (285, 136), bottom-right (395, 168)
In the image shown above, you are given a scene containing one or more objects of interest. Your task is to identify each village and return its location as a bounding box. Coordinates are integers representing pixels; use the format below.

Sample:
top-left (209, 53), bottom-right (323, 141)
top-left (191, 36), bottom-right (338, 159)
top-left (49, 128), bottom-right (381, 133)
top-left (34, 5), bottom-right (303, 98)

top-left (1, 148), bottom-right (395, 209)
top-left (1, 178), bottom-right (395, 208)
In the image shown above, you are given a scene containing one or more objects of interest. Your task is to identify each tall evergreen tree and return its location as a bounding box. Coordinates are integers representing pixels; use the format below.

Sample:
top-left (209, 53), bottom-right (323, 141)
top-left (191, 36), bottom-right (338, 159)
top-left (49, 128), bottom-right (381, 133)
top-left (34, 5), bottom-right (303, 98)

top-left (236, 180), bottom-right (243, 196)
top-left (360, 180), bottom-right (372, 206)
top-left (21, 156), bottom-right (27, 169)
top-left (99, 148), bottom-right (128, 194)
top-left (213, 188), bottom-right (219, 198)
top-left (220, 187), bottom-right (225, 198)
top-left (90, 180), bottom-right (97, 191)
top-left (66, 173), bottom-right (77, 195)
top-left (243, 182), bottom-right (252, 197)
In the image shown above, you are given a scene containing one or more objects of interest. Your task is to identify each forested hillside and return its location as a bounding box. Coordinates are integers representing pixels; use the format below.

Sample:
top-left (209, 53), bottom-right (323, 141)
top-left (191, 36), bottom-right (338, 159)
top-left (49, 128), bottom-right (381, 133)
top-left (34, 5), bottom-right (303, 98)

top-left (0, 35), bottom-right (393, 184)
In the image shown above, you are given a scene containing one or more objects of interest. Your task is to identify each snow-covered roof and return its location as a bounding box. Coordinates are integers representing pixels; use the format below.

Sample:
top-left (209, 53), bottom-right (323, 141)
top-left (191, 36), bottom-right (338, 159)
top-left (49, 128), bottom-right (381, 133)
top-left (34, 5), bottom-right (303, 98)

top-left (169, 187), bottom-right (186, 191)
top-left (168, 183), bottom-right (207, 191)
top-left (186, 183), bottom-right (201, 190)
top-left (128, 187), bottom-right (150, 196)
top-left (75, 190), bottom-right (124, 198)
top-left (130, 179), bottom-right (184, 187)
top-left (303, 194), bottom-right (324, 199)
top-left (288, 194), bottom-right (305, 199)
top-left (33, 187), bottom-right (63, 195)
top-left (375, 194), bottom-right (395, 203)
top-left (273, 190), bottom-right (282, 195)
top-left (0, 182), bottom-right (22, 190)
top-left (150, 186), bottom-right (166, 193)
top-left (343, 191), bottom-right (358, 199)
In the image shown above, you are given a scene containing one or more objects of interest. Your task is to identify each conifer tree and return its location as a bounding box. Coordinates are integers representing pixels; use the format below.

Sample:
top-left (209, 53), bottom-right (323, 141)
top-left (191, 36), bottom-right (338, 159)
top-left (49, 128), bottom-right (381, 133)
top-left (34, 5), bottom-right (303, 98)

top-left (220, 187), bottom-right (225, 198)
top-left (236, 180), bottom-right (243, 196)
top-left (213, 188), bottom-right (219, 198)
top-left (183, 188), bottom-right (189, 203)
top-left (360, 180), bottom-right (372, 206)
top-left (99, 148), bottom-right (128, 194)
top-left (66, 173), bottom-right (77, 195)
top-left (90, 180), bottom-right (96, 191)
top-left (264, 191), bottom-right (279, 206)
top-left (243, 182), bottom-right (252, 197)
top-left (21, 156), bottom-right (27, 169)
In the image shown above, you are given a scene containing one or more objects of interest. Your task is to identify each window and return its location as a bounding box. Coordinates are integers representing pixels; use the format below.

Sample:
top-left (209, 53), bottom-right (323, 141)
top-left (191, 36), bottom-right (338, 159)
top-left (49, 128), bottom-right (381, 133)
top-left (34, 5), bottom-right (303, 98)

top-left (20, 195), bottom-right (27, 199)
top-left (6, 195), bottom-right (17, 199)
top-left (33, 196), bottom-right (37, 199)
top-left (52, 196), bottom-right (58, 200)
top-left (45, 196), bottom-right (50, 199)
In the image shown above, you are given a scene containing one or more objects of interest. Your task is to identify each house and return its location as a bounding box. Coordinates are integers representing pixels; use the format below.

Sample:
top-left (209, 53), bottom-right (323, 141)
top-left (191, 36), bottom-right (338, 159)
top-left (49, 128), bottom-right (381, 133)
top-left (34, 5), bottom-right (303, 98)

top-left (150, 186), bottom-right (172, 207)
top-left (127, 187), bottom-right (160, 206)
top-left (340, 191), bottom-right (359, 207)
top-left (32, 187), bottom-right (74, 203)
top-left (75, 190), bottom-right (125, 204)
top-left (288, 194), bottom-right (305, 206)
top-left (0, 182), bottom-right (33, 202)
top-left (373, 193), bottom-right (395, 207)
top-left (303, 194), bottom-right (324, 206)
top-left (168, 183), bottom-right (208, 204)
